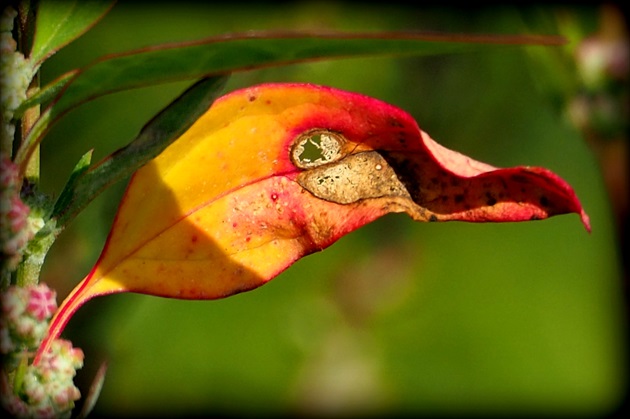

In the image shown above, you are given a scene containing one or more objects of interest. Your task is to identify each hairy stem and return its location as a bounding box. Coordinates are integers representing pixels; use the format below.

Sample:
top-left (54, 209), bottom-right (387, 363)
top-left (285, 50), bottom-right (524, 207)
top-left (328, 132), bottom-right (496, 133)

top-left (15, 0), bottom-right (44, 287)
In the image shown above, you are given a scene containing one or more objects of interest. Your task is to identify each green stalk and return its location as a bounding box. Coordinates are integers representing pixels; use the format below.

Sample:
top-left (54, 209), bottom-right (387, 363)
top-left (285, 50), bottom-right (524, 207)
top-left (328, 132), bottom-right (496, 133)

top-left (14, 0), bottom-right (45, 287)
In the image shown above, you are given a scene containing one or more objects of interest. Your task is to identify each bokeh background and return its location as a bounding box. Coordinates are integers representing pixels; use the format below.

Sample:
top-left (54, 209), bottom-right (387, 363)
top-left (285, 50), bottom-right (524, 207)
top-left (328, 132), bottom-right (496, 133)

top-left (37, 1), bottom-right (626, 417)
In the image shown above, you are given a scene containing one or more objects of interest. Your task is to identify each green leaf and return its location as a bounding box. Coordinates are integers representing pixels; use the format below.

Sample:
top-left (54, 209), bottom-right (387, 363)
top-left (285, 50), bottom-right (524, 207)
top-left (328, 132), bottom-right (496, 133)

top-left (51, 75), bottom-right (229, 228)
top-left (15, 30), bottom-right (564, 171)
top-left (77, 361), bottom-right (108, 419)
top-left (51, 31), bottom-right (564, 119)
top-left (13, 71), bottom-right (77, 118)
top-left (30, 0), bottom-right (116, 65)
top-left (52, 149), bottom-right (93, 219)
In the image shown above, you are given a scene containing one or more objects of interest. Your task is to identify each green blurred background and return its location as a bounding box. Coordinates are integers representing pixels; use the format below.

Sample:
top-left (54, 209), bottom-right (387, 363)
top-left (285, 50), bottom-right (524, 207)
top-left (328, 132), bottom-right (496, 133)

top-left (37, 1), bottom-right (626, 417)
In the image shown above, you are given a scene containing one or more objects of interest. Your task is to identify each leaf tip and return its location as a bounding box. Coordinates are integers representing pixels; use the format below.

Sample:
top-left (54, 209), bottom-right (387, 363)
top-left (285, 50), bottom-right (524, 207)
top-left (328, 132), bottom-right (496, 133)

top-left (579, 209), bottom-right (592, 233)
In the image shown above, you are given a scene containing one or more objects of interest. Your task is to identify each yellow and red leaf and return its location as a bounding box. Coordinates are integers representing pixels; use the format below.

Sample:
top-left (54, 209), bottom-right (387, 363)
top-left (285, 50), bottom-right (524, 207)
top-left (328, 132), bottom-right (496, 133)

top-left (35, 83), bottom-right (589, 363)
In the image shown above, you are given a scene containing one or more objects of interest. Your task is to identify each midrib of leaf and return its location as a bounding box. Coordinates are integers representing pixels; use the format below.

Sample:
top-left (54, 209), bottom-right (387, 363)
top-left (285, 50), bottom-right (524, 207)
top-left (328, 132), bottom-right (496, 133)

top-left (96, 169), bottom-right (301, 281)
top-left (35, 3), bottom-right (77, 60)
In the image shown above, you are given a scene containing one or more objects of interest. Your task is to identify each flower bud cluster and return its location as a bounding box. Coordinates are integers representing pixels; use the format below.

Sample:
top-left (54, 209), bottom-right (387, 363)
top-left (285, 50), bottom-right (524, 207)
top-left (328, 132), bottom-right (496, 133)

top-left (1, 284), bottom-right (56, 355)
top-left (1, 339), bottom-right (85, 419)
top-left (1, 6), bottom-right (34, 153)
top-left (1, 7), bottom-right (41, 276)
top-left (1, 6), bottom-right (86, 419)
top-left (1, 156), bottom-right (42, 274)
top-left (568, 9), bottom-right (629, 142)
top-left (1, 284), bottom-right (84, 418)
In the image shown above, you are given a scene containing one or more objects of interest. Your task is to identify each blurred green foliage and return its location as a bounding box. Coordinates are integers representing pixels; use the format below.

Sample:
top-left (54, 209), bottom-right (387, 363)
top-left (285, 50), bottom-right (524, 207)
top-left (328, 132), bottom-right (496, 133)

top-left (37, 1), bottom-right (625, 417)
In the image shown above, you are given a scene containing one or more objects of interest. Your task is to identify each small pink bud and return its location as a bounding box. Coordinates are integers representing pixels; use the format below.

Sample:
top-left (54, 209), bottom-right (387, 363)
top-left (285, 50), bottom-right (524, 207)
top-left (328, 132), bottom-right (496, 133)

top-left (0, 155), bottom-right (19, 187)
top-left (26, 285), bottom-right (58, 321)
top-left (7, 194), bottom-right (29, 233)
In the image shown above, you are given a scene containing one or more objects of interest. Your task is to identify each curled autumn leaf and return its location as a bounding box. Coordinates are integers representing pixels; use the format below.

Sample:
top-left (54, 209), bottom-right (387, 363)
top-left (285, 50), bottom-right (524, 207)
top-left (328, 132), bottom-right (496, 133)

top-left (35, 83), bottom-right (589, 363)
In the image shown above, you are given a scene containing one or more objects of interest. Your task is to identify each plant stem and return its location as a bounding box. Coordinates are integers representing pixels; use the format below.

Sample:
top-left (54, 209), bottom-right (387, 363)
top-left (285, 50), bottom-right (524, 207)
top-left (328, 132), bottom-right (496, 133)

top-left (16, 221), bottom-right (57, 287)
top-left (16, 1), bottom-right (38, 177)
top-left (22, 76), bottom-right (40, 182)
top-left (14, 0), bottom-right (45, 287)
